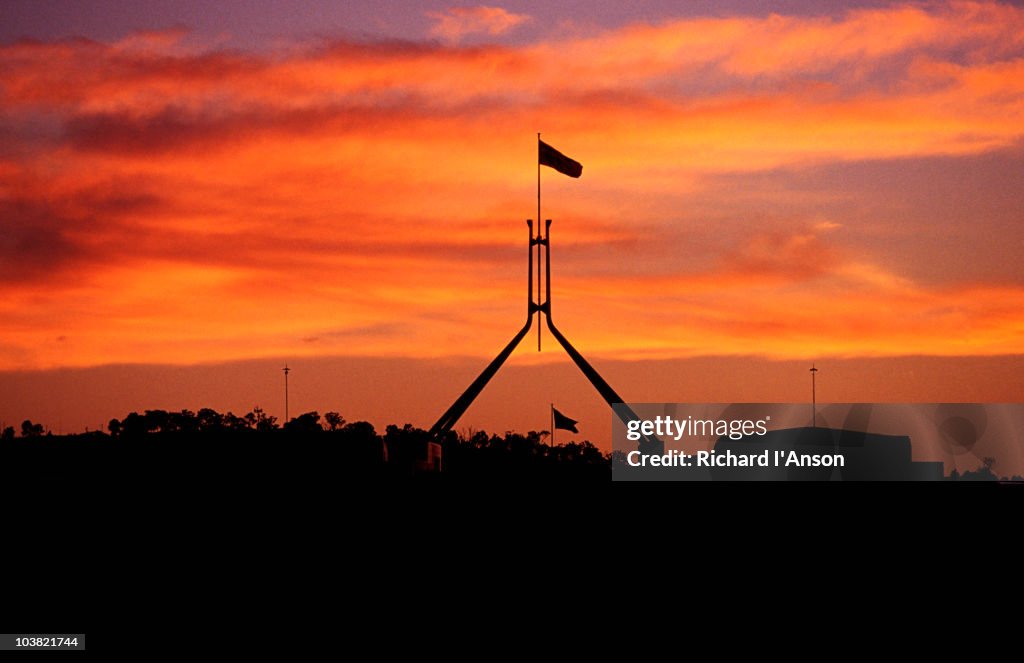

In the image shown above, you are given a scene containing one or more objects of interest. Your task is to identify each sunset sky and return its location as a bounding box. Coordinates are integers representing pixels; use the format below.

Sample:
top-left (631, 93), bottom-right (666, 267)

top-left (2, 1), bottom-right (1024, 466)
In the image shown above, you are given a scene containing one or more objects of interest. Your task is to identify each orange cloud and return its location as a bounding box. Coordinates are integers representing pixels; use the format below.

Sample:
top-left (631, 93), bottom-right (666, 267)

top-left (1, 3), bottom-right (1024, 371)
top-left (427, 6), bottom-right (531, 43)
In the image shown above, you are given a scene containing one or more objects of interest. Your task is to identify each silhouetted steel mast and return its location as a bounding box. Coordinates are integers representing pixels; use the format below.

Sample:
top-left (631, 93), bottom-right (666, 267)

top-left (428, 221), bottom-right (661, 452)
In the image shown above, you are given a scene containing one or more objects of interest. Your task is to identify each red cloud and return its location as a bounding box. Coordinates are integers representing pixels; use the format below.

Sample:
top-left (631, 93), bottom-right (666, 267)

top-left (1, 2), bottom-right (1024, 370)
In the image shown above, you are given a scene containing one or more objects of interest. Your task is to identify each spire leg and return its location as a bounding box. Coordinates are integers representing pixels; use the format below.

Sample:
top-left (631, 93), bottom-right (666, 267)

top-left (428, 220), bottom-right (538, 441)
top-left (541, 221), bottom-right (662, 453)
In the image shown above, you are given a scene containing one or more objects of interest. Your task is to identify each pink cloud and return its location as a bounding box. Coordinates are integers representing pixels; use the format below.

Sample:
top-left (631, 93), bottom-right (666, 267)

top-left (427, 6), bottom-right (531, 43)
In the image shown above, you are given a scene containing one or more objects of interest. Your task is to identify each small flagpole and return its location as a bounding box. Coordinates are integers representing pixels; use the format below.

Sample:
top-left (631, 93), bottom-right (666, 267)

top-left (537, 132), bottom-right (542, 352)
top-left (810, 364), bottom-right (818, 427)
top-left (550, 402), bottom-right (555, 448)
top-left (283, 363), bottom-right (290, 424)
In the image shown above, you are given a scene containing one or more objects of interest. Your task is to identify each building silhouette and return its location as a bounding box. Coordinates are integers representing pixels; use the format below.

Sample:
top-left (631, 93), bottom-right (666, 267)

top-left (711, 426), bottom-right (943, 480)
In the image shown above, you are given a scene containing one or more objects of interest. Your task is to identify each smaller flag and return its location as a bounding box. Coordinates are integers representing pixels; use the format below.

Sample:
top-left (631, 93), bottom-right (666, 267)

top-left (552, 407), bottom-right (579, 433)
top-left (539, 140), bottom-right (583, 178)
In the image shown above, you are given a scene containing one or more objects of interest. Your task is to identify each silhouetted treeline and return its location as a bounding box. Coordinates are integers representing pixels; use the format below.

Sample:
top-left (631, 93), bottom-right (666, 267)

top-left (0, 407), bottom-right (610, 482)
top-left (6, 409), bottom-right (1016, 481)
top-left (946, 456), bottom-right (1023, 481)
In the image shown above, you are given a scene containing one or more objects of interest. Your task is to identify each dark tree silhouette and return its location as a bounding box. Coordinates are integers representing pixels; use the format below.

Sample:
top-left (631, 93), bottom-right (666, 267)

top-left (169, 409), bottom-right (198, 434)
top-left (196, 408), bottom-right (222, 432)
top-left (324, 411), bottom-right (345, 431)
top-left (959, 457), bottom-right (998, 481)
top-left (1, 426), bottom-right (14, 442)
top-left (284, 411), bottom-right (321, 434)
top-left (20, 420), bottom-right (44, 438)
top-left (121, 412), bottom-right (147, 437)
top-left (144, 409), bottom-right (170, 433)
top-left (222, 411), bottom-right (249, 431)
top-left (246, 406), bottom-right (278, 432)
top-left (341, 420), bottom-right (377, 443)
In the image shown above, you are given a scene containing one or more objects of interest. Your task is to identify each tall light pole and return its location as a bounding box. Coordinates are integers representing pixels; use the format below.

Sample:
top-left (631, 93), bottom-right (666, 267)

top-left (283, 363), bottom-right (290, 424)
top-left (809, 364), bottom-right (818, 428)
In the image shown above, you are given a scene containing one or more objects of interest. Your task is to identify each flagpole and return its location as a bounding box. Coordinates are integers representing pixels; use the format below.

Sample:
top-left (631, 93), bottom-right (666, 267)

top-left (550, 402), bottom-right (554, 448)
top-left (537, 132), bottom-right (542, 352)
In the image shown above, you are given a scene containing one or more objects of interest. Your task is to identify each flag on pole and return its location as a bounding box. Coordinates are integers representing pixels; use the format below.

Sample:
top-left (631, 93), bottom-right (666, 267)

top-left (539, 140), bottom-right (583, 178)
top-left (552, 407), bottom-right (579, 433)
